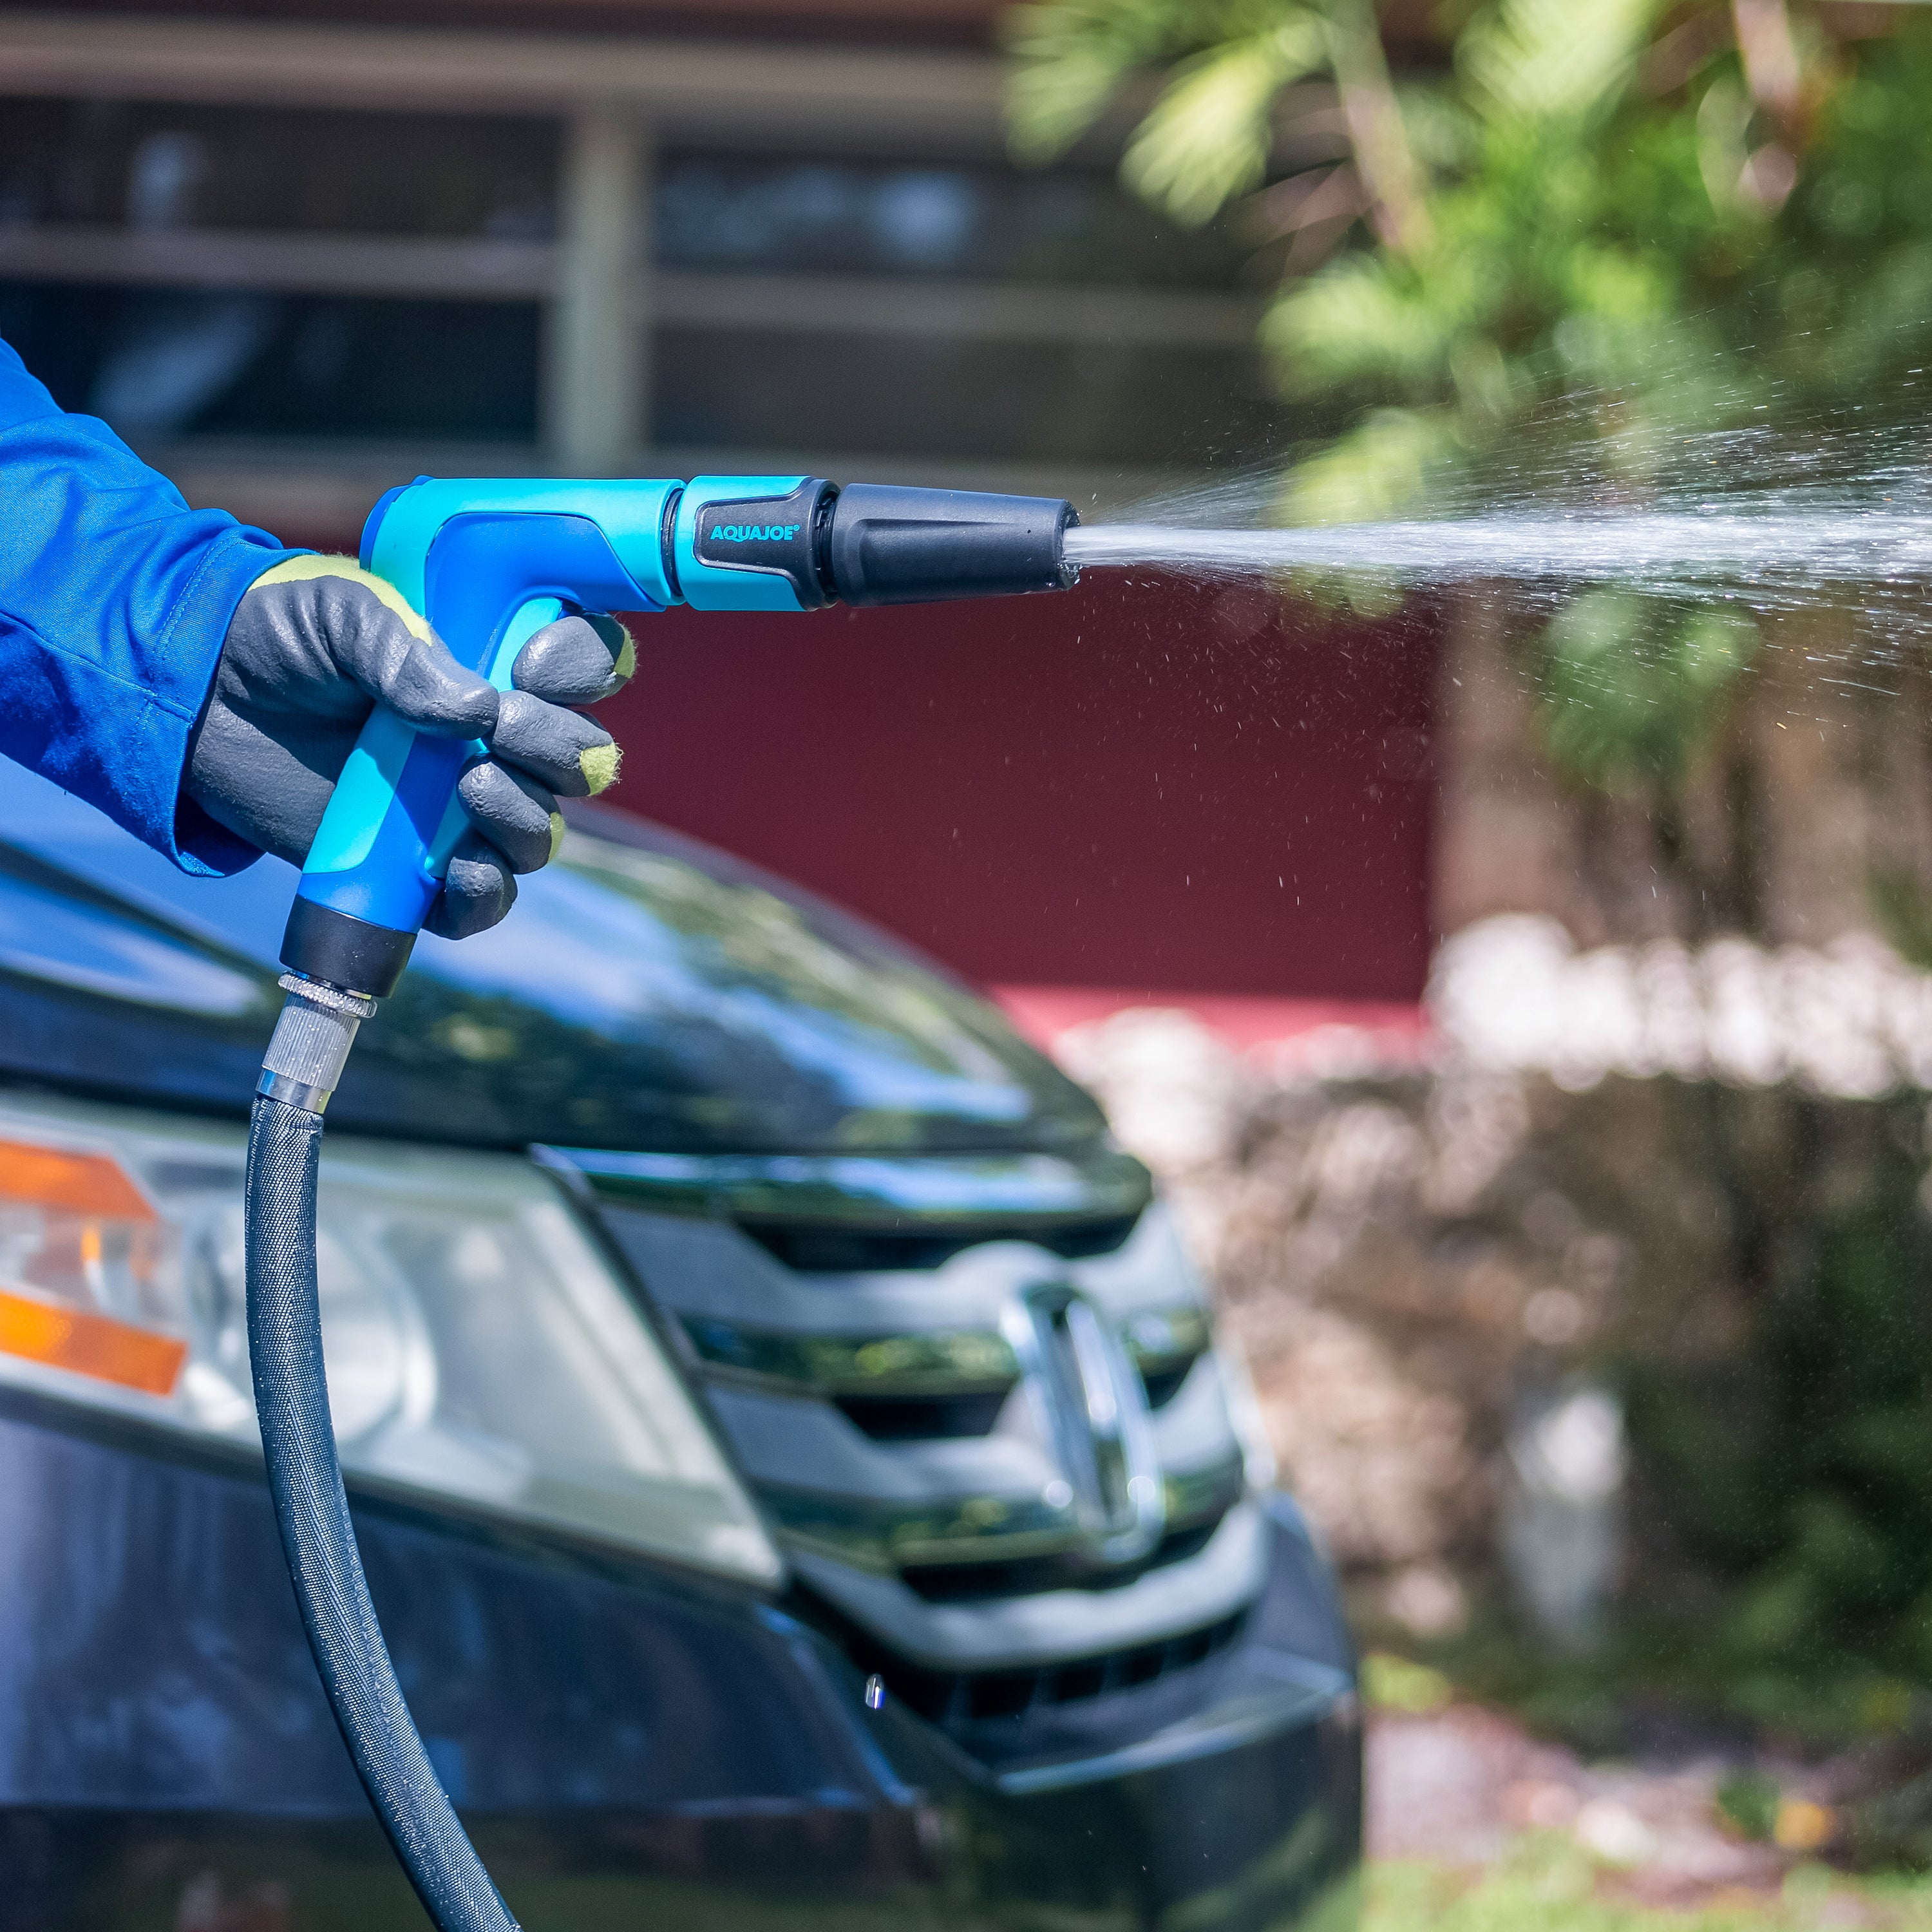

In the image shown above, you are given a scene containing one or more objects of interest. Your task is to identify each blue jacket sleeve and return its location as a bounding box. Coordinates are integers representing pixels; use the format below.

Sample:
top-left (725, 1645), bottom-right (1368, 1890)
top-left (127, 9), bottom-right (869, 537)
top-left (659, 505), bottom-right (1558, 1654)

top-left (0, 334), bottom-right (295, 876)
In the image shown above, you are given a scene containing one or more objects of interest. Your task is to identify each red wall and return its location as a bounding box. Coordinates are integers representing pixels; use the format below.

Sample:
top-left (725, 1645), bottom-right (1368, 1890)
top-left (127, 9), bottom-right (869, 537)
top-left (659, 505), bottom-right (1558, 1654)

top-left (598, 572), bottom-right (1437, 1003)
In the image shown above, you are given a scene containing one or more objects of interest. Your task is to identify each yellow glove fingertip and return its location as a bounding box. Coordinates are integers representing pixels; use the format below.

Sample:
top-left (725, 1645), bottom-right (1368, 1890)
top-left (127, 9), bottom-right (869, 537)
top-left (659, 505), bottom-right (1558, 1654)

top-left (579, 741), bottom-right (621, 796)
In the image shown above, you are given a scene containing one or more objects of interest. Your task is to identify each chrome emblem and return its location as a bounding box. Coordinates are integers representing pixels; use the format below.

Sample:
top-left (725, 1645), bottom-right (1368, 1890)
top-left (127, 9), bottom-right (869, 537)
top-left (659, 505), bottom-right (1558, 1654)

top-left (1003, 1283), bottom-right (1165, 1566)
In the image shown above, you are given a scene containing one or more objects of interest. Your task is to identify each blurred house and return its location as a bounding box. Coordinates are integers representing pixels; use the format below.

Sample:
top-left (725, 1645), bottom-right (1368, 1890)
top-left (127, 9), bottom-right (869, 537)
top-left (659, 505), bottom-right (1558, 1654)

top-left (0, 0), bottom-right (1435, 1042)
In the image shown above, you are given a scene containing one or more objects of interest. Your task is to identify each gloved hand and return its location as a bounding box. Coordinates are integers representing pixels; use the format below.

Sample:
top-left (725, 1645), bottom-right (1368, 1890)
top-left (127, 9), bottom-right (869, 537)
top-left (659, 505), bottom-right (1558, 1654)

top-left (184, 556), bottom-right (632, 939)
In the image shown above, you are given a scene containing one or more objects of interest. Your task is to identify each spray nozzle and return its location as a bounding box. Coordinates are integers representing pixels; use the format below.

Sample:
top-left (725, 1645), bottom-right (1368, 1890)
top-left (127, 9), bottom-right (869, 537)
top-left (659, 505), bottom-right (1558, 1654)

top-left (676, 478), bottom-right (1078, 612)
top-left (819, 483), bottom-right (1079, 607)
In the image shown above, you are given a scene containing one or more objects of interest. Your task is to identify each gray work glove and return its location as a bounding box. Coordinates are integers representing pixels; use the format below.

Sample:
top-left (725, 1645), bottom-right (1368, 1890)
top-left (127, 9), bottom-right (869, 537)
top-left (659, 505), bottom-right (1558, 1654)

top-left (184, 556), bottom-right (634, 939)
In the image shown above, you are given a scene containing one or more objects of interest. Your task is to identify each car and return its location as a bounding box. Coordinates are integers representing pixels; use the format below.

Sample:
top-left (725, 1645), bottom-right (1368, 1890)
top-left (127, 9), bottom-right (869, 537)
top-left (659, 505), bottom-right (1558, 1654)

top-left (0, 753), bottom-right (1360, 1931)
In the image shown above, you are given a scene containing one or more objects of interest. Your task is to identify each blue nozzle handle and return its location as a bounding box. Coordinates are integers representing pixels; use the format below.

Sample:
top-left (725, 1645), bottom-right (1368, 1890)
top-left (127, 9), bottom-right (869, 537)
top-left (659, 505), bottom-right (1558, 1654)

top-left (282, 479), bottom-right (681, 994)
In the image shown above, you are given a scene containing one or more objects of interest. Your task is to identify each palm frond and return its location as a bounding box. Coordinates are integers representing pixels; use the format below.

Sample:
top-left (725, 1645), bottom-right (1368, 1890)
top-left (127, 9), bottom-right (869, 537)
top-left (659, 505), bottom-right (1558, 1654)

top-left (1122, 17), bottom-right (1329, 224)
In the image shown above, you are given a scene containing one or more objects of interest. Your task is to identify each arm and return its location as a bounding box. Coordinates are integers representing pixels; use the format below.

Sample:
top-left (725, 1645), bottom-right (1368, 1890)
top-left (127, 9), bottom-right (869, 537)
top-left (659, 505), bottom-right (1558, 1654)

top-left (0, 333), bottom-right (292, 875)
top-left (0, 336), bottom-right (632, 935)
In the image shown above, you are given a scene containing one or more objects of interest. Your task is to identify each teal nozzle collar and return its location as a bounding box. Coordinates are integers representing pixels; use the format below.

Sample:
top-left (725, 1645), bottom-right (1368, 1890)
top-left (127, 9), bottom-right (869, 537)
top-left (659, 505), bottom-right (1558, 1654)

top-left (674, 475), bottom-right (833, 612)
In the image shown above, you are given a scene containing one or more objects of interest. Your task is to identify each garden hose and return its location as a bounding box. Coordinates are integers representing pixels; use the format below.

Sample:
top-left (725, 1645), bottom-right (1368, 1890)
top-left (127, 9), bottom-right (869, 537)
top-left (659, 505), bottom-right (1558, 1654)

top-left (247, 975), bottom-right (517, 1932)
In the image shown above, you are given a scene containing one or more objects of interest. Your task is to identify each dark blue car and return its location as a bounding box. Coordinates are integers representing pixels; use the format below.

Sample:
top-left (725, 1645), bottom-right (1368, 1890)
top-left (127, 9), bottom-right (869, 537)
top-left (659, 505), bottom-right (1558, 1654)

top-left (0, 756), bottom-right (1359, 1931)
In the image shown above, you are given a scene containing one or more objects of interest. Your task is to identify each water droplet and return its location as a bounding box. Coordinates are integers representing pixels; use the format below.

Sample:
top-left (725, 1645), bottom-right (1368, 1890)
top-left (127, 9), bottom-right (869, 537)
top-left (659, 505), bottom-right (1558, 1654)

top-left (864, 1674), bottom-right (887, 1711)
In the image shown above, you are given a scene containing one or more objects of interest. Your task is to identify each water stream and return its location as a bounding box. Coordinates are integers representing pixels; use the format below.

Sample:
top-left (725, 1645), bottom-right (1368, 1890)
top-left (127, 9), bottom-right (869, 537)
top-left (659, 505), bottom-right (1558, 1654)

top-left (1064, 511), bottom-right (1932, 587)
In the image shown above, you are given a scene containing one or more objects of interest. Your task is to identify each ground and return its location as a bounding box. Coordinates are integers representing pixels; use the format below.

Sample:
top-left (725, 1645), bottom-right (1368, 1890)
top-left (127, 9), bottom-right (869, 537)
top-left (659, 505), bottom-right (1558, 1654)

top-left (1367, 1694), bottom-right (1925, 1932)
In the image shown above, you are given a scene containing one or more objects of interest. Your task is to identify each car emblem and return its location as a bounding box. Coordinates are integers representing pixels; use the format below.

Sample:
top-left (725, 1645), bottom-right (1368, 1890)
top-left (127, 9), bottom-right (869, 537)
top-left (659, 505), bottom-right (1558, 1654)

top-left (1003, 1282), bottom-right (1165, 1566)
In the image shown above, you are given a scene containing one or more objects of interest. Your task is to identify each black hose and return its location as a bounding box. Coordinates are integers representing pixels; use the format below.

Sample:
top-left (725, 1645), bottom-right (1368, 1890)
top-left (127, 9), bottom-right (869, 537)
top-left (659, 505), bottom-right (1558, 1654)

top-left (245, 1094), bottom-right (519, 1932)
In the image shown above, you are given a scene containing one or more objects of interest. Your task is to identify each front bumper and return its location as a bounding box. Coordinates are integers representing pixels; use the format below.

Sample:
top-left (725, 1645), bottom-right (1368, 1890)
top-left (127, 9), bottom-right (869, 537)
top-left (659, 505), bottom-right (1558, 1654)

top-left (0, 1398), bottom-right (1359, 1932)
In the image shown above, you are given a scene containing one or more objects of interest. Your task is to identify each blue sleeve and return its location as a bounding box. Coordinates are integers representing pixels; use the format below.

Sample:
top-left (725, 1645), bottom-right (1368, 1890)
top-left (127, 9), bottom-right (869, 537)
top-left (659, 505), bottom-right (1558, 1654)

top-left (0, 334), bottom-right (296, 876)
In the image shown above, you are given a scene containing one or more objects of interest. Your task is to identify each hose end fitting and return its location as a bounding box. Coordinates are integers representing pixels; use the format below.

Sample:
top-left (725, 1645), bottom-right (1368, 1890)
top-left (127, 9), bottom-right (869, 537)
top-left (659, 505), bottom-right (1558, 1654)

top-left (258, 974), bottom-right (379, 1115)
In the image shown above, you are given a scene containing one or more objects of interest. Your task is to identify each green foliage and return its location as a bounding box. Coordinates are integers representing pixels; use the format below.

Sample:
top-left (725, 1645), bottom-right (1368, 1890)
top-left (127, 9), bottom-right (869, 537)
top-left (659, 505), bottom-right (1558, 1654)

top-left (1870, 865), bottom-right (1932, 974)
top-left (1539, 592), bottom-right (1756, 790)
top-left (1123, 22), bottom-right (1329, 225)
top-left (1624, 1183), bottom-right (1932, 1709)
top-left (1003, 0), bottom-right (1291, 166)
top-left (1459, 0), bottom-right (1656, 127)
top-left (1263, 0), bottom-right (1743, 511)
top-left (1009, 0), bottom-right (1425, 240)
top-left (1361, 1650), bottom-right (1455, 1714)
top-left (1717, 1768), bottom-right (1783, 1842)
top-left (1004, 0), bottom-right (1932, 798)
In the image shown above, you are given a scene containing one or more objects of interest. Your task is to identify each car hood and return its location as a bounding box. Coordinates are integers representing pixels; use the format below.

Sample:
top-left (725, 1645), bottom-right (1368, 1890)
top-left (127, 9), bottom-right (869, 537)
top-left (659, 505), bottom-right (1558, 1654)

top-left (0, 761), bottom-right (1105, 1155)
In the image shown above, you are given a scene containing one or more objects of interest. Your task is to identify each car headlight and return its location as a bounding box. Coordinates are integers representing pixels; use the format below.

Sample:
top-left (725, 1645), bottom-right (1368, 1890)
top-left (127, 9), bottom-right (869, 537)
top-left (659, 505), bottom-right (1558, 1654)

top-left (0, 1090), bottom-right (781, 1586)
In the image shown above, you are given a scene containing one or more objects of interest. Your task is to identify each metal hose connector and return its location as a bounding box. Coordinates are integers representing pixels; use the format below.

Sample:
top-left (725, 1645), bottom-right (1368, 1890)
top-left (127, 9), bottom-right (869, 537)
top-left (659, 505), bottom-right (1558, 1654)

top-left (257, 973), bottom-right (377, 1113)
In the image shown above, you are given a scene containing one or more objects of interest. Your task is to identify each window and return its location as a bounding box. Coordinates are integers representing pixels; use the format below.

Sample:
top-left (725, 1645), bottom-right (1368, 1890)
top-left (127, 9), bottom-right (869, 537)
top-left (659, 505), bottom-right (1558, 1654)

top-left (0, 97), bottom-right (1278, 471)
top-left (0, 287), bottom-right (540, 439)
top-left (656, 149), bottom-right (1246, 289)
top-left (0, 101), bottom-right (557, 238)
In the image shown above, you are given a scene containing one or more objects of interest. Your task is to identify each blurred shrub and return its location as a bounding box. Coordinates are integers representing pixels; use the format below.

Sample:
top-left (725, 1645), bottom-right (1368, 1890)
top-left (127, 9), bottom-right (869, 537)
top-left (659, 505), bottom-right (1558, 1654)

top-left (1718, 1768), bottom-right (1783, 1841)
top-left (1362, 1651), bottom-right (1456, 1715)
top-left (1625, 1170), bottom-right (1932, 1716)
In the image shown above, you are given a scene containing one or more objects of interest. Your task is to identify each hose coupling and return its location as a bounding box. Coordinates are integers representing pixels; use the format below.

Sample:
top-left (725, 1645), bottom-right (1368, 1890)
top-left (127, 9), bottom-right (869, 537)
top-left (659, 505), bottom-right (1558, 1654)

top-left (258, 972), bottom-right (379, 1115)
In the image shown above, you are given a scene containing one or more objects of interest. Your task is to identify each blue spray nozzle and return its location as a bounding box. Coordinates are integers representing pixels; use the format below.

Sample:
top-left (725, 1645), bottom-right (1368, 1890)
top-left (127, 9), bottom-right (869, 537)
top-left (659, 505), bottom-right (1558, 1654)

top-left (285, 473), bottom-right (1078, 996)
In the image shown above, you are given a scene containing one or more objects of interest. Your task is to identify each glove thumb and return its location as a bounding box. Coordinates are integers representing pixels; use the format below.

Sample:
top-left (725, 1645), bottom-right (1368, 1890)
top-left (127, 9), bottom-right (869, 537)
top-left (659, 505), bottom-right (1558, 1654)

top-left (379, 630), bottom-right (502, 740)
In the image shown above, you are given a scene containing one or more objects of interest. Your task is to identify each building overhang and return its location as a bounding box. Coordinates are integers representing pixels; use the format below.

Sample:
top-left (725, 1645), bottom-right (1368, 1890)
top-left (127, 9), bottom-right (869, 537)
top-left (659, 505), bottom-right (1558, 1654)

top-left (0, 8), bottom-right (1009, 143)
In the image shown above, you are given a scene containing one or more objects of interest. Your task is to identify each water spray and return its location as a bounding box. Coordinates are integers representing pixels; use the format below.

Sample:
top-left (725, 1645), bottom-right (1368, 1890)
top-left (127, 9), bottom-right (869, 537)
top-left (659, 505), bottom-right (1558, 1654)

top-left (1065, 509), bottom-right (1932, 585)
top-left (248, 475), bottom-right (1077, 1932)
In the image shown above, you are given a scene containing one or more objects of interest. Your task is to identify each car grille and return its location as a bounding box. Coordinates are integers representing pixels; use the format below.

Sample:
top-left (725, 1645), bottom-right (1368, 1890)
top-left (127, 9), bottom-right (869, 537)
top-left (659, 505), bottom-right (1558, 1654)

top-left (739, 1212), bottom-right (1144, 1274)
top-left (842, 1609), bottom-right (1249, 1725)
top-left (545, 1142), bottom-right (1269, 1700)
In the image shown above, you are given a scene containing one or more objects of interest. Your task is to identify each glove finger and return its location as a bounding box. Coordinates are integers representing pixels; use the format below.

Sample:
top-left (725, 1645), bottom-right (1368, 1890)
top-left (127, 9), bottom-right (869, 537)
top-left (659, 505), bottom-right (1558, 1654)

top-left (373, 631), bottom-right (502, 739)
top-left (457, 757), bottom-right (564, 875)
top-left (426, 829), bottom-right (517, 940)
top-left (326, 576), bottom-right (498, 739)
top-left (512, 613), bottom-right (635, 706)
top-left (489, 688), bottom-right (621, 799)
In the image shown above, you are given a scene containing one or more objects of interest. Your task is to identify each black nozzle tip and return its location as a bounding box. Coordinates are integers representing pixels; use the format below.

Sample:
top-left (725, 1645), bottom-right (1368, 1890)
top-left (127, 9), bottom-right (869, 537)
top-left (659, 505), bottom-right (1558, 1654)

top-left (821, 485), bottom-right (1077, 609)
